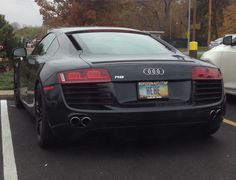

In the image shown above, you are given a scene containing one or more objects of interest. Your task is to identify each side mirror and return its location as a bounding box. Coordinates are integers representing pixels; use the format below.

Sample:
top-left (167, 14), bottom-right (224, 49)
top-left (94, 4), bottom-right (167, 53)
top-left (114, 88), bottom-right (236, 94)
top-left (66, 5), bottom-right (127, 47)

top-left (13, 48), bottom-right (27, 57)
top-left (232, 37), bottom-right (236, 46)
top-left (223, 36), bottom-right (233, 45)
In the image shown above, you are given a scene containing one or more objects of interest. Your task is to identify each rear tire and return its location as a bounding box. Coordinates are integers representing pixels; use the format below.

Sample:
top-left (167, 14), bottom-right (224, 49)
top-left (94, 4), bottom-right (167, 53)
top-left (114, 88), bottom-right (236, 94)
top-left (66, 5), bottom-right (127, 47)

top-left (35, 84), bottom-right (56, 148)
top-left (15, 88), bottom-right (24, 108)
top-left (14, 68), bottom-right (24, 108)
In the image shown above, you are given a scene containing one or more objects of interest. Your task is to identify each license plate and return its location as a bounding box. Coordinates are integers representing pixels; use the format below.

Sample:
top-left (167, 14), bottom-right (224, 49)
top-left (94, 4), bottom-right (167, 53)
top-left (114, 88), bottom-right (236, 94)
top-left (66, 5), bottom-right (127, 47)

top-left (138, 81), bottom-right (168, 99)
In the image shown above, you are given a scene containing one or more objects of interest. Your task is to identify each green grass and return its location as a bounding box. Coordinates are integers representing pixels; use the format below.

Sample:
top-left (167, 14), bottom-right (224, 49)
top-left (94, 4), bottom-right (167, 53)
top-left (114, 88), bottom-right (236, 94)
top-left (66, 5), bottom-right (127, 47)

top-left (0, 70), bottom-right (14, 90)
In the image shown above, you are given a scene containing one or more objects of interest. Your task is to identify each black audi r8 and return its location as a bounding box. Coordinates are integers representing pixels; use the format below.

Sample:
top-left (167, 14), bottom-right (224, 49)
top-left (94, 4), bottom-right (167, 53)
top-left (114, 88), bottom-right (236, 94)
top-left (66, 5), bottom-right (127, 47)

top-left (13, 27), bottom-right (225, 148)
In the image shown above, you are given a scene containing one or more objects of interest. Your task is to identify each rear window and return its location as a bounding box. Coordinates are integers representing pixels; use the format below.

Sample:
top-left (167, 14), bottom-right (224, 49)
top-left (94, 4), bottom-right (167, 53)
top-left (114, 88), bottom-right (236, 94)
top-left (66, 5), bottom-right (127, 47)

top-left (72, 32), bottom-right (171, 55)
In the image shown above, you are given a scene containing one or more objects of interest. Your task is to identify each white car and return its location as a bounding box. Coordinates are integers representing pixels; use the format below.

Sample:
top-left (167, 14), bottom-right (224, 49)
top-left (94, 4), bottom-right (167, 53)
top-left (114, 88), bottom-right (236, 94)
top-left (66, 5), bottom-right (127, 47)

top-left (201, 34), bottom-right (236, 95)
top-left (208, 37), bottom-right (223, 49)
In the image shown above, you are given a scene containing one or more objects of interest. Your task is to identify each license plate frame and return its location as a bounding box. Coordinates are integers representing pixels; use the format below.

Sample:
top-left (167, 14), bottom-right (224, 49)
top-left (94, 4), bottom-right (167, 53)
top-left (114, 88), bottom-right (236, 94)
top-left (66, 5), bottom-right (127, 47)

top-left (138, 81), bottom-right (169, 100)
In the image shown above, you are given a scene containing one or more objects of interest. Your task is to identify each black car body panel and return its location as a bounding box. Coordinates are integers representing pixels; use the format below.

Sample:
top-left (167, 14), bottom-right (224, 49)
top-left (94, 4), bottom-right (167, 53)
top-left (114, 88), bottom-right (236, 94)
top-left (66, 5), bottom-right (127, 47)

top-left (14, 27), bottom-right (225, 141)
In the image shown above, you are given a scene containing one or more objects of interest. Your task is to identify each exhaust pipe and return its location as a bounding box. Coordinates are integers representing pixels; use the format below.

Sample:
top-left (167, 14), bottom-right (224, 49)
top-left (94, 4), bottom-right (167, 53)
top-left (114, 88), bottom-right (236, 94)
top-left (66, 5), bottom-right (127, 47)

top-left (216, 109), bottom-right (222, 116)
top-left (81, 117), bottom-right (92, 127)
top-left (210, 110), bottom-right (216, 119)
top-left (69, 116), bottom-right (81, 127)
top-left (210, 108), bottom-right (222, 120)
top-left (69, 116), bottom-right (92, 128)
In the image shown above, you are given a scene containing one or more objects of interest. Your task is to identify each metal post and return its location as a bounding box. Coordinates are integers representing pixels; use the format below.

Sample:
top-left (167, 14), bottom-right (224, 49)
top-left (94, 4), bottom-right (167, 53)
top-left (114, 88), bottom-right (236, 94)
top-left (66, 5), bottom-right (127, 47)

top-left (192, 0), bottom-right (197, 41)
top-left (208, 0), bottom-right (212, 44)
top-left (188, 0), bottom-right (191, 51)
top-left (169, 7), bottom-right (172, 40)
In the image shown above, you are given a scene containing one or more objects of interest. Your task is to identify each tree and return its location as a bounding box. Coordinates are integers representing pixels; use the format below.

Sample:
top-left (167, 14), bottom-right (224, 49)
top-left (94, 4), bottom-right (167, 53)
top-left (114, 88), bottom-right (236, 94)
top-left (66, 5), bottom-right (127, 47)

top-left (36, 0), bottom-right (235, 42)
top-left (15, 26), bottom-right (46, 40)
top-left (36, 0), bottom-right (188, 39)
top-left (211, 0), bottom-right (230, 39)
top-left (219, 2), bottom-right (236, 36)
top-left (35, 0), bottom-right (71, 26)
top-left (11, 22), bottom-right (21, 30)
top-left (196, 0), bottom-right (229, 44)
top-left (36, 0), bottom-right (188, 36)
top-left (35, 0), bottom-right (127, 27)
top-left (124, 0), bottom-right (186, 38)
top-left (0, 15), bottom-right (21, 57)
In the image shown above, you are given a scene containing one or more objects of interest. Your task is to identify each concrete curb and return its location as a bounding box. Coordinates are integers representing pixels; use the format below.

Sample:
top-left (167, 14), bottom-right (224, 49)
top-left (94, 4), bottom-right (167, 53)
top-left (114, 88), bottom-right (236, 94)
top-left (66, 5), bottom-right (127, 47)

top-left (0, 90), bottom-right (14, 100)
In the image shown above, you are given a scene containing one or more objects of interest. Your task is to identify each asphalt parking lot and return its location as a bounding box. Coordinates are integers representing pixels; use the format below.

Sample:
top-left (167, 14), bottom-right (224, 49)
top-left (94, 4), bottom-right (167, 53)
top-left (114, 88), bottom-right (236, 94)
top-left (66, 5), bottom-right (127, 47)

top-left (1, 98), bottom-right (236, 180)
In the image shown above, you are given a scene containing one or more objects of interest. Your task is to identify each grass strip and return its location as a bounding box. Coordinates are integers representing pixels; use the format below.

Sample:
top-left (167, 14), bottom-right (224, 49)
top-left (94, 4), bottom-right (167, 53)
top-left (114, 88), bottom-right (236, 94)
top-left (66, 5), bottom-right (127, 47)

top-left (0, 70), bottom-right (14, 90)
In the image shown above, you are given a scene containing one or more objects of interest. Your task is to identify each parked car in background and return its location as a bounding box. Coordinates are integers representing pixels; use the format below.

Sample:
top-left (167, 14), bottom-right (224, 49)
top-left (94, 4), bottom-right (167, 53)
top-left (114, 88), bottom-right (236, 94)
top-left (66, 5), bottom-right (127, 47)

top-left (208, 37), bottom-right (223, 49)
top-left (201, 34), bottom-right (236, 96)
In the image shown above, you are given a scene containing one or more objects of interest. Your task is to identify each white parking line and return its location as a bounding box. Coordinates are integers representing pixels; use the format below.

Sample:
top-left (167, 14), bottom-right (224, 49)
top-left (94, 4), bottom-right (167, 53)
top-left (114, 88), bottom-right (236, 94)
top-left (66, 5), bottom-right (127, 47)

top-left (1, 100), bottom-right (18, 180)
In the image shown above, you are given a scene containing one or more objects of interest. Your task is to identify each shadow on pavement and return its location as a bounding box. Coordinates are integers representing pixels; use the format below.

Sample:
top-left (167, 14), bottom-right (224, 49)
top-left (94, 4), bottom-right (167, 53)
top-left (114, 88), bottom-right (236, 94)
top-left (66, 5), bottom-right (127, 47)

top-left (46, 129), bottom-right (223, 159)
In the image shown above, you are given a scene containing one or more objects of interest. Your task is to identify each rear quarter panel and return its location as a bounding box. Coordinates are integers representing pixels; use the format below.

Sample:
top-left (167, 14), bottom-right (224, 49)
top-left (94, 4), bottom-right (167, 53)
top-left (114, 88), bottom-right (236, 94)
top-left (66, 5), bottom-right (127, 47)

top-left (201, 47), bottom-right (223, 68)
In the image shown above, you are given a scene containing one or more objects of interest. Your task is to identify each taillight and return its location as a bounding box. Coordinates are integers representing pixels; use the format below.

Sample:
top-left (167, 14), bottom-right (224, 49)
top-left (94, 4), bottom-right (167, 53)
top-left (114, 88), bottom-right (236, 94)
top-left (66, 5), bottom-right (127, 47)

top-left (57, 69), bottom-right (111, 84)
top-left (192, 67), bottom-right (222, 80)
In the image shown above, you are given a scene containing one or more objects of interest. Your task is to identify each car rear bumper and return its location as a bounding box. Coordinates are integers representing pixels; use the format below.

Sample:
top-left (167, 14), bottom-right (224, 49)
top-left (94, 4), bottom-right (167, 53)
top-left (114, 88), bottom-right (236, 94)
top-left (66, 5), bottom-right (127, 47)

top-left (44, 85), bottom-right (226, 139)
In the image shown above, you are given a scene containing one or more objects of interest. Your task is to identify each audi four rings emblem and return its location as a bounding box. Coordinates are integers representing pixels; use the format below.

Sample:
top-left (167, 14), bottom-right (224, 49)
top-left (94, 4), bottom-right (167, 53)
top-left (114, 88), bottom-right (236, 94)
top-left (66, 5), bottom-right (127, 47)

top-left (143, 68), bottom-right (165, 75)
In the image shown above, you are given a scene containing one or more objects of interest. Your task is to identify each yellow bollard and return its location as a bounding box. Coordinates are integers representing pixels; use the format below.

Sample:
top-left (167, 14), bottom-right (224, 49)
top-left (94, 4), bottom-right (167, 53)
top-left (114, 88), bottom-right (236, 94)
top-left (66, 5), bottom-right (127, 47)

top-left (189, 41), bottom-right (198, 58)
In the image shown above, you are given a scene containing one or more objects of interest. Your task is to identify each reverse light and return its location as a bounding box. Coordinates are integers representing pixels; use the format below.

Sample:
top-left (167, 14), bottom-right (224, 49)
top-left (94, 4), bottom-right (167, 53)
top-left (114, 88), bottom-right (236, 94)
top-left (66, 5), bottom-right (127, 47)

top-left (192, 67), bottom-right (222, 80)
top-left (57, 69), bottom-right (111, 84)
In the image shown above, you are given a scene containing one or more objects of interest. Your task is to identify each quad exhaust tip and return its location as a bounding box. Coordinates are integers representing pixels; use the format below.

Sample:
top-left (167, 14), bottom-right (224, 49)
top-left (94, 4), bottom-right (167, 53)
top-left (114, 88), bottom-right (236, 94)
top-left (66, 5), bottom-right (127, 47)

top-left (216, 109), bottom-right (222, 116)
top-left (69, 116), bottom-right (92, 128)
top-left (210, 109), bottom-right (222, 120)
top-left (81, 117), bottom-right (92, 127)
top-left (70, 116), bottom-right (81, 127)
